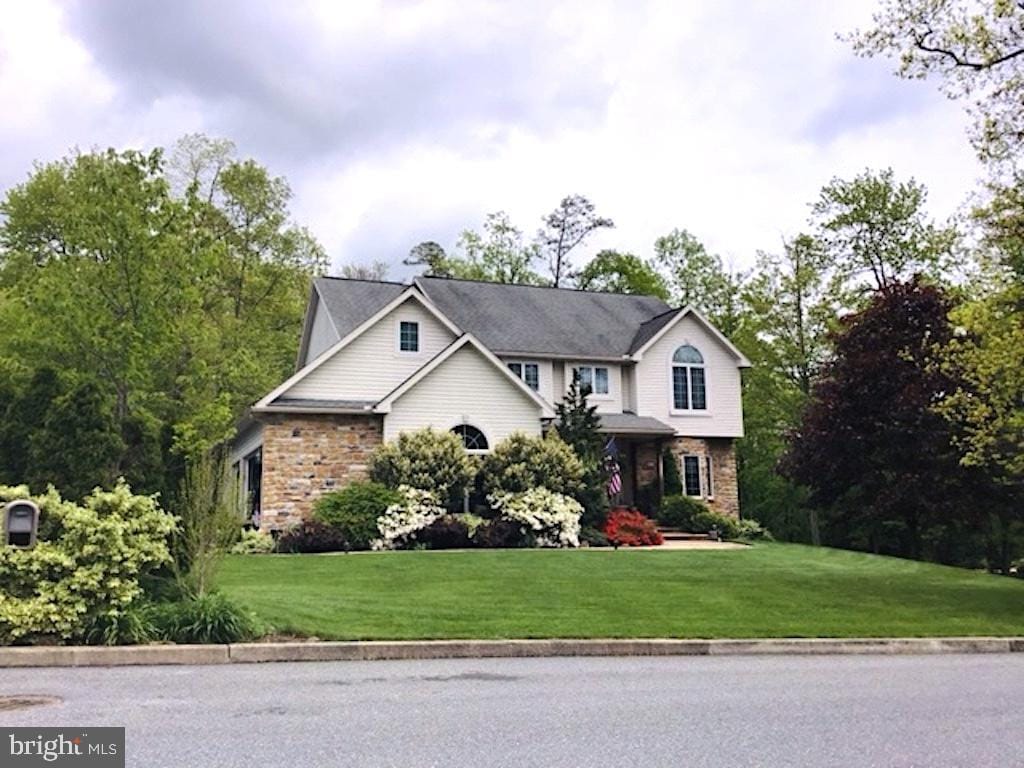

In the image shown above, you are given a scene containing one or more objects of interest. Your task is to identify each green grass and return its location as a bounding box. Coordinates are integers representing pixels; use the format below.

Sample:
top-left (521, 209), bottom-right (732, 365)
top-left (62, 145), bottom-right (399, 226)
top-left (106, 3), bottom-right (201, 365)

top-left (218, 543), bottom-right (1024, 640)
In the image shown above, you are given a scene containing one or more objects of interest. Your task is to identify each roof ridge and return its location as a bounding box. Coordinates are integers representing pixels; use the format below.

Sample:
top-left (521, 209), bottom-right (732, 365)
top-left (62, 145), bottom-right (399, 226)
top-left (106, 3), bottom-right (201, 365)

top-left (317, 275), bottom-right (409, 287)
top-left (417, 274), bottom-right (669, 301)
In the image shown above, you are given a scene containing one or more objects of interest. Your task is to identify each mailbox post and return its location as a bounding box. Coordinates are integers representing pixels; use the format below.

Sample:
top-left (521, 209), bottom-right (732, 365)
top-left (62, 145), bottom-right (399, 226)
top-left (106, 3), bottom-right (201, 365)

top-left (4, 500), bottom-right (39, 548)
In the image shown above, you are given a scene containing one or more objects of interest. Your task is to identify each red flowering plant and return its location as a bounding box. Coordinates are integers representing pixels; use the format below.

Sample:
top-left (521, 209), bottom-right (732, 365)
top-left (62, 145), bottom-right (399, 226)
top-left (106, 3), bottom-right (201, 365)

top-left (603, 507), bottom-right (663, 547)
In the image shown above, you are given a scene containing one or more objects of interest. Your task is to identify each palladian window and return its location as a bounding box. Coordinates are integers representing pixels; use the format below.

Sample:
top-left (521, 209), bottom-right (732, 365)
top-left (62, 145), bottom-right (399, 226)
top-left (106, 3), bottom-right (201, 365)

top-left (672, 345), bottom-right (707, 411)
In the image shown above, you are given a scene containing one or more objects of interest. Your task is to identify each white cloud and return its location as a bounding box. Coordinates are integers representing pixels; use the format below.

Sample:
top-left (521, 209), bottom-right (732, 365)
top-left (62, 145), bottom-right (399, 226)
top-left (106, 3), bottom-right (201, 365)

top-left (0, 0), bottom-right (981, 276)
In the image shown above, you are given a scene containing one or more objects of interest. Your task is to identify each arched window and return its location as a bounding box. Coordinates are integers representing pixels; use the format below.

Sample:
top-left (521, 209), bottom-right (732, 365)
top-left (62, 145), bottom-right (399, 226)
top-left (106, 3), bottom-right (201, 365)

top-left (672, 345), bottom-right (707, 411)
top-left (451, 424), bottom-right (489, 452)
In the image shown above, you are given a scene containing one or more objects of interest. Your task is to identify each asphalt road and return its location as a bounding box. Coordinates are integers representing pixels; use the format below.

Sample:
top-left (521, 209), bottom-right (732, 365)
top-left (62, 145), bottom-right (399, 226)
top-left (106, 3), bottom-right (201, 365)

top-left (2, 654), bottom-right (1023, 767)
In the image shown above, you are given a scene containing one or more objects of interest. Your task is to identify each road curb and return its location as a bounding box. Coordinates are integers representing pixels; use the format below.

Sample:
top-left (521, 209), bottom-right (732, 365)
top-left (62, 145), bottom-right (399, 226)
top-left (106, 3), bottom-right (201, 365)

top-left (0, 637), bottom-right (1021, 667)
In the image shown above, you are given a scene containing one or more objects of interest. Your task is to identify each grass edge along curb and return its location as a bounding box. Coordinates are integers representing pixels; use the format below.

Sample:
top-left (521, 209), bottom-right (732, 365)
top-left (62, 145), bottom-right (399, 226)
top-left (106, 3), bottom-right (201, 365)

top-left (1, 637), bottom-right (1022, 667)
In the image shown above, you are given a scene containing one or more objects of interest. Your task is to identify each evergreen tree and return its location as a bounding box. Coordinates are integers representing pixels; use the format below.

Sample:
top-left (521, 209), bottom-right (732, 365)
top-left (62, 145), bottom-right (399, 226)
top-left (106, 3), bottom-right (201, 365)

top-left (555, 371), bottom-right (608, 526)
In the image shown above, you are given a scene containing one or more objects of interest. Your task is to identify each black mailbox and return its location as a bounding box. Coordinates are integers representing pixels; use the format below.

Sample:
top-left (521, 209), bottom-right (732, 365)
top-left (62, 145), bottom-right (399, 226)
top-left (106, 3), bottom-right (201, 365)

top-left (4, 500), bottom-right (39, 548)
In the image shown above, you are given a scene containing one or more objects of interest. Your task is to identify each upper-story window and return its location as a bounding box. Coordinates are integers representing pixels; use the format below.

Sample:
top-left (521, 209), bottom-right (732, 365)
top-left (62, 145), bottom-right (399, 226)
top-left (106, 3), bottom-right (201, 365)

top-left (507, 361), bottom-right (540, 391)
top-left (672, 345), bottom-right (706, 411)
top-left (575, 365), bottom-right (609, 396)
top-left (398, 320), bottom-right (419, 352)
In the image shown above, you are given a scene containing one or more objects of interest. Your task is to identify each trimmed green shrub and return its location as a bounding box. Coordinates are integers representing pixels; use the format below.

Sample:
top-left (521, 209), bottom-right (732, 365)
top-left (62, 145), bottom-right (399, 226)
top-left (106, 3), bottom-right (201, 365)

top-left (579, 526), bottom-right (610, 547)
top-left (481, 432), bottom-right (584, 497)
top-left (149, 593), bottom-right (258, 644)
top-left (736, 518), bottom-right (774, 541)
top-left (691, 509), bottom-right (741, 540)
top-left (658, 494), bottom-right (709, 530)
top-left (230, 528), bottom-right (276, 554)
top-left (369, 428), bottom-right (477, 503)
top-left (0, 482), bottom-right (175, 645)
top-left (276, 520), bottom-right (349, 554)
top-left (313, 481), bottom-right (400, 550)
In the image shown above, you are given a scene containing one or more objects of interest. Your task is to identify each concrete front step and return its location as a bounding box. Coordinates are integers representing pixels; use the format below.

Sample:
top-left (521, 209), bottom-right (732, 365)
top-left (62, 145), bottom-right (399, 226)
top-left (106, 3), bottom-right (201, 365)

top-left (657, 528), bottom-right (714, 541)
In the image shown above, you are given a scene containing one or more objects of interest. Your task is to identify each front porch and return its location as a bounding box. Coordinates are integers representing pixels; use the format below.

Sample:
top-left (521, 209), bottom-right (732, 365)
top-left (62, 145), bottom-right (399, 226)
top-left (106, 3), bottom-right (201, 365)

top-left (598, 413), bottom-right (677, 514)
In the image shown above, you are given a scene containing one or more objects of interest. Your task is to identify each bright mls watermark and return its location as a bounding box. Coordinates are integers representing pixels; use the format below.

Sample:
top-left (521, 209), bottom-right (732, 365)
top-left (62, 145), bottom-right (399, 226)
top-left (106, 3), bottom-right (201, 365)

top-left (2, 728), bottom-right (124, 767)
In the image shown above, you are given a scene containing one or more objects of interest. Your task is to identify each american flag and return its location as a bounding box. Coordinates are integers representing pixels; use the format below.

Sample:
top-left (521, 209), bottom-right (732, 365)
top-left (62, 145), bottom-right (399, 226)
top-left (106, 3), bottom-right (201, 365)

top-left (605, 438), bottom-right (622, 498)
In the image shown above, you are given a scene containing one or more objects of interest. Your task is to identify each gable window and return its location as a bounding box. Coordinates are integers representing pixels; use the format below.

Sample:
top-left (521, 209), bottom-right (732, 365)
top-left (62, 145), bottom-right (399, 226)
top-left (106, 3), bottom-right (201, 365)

top-left (682, 455), bottom-right (701, 497)
top-left (507, 361), bottom-right (540, 391)
top-left (672, 345), bottom-right (706, 411)
top-left (575, 365), bottom-right (610, 395)
top-left (398, 321), bottom-right (419, 352)
top-left (452, 424), bottom-right (488, 452)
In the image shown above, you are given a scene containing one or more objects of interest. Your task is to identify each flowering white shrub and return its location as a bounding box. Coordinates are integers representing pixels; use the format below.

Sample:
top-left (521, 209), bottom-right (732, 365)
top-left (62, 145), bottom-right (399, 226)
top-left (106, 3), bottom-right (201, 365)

top-left (374, 485), bottom-right (445, 550)
top-left (488, 487), bottom-right (583, 548)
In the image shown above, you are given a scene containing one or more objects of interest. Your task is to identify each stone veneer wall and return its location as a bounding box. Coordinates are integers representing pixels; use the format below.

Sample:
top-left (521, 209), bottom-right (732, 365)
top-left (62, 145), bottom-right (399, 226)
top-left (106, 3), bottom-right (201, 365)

top-left (258, 413), bottom-right (384, 530)
top-left (668, 436), bottom-right (740, 519)
top-left (628, 436), bottom-right (740, 518)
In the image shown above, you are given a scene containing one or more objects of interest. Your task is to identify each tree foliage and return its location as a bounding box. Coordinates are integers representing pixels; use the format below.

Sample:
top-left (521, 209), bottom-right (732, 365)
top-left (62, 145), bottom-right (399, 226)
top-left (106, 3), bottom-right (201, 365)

top-left (537, 195), bottom-right (614, 287)
top-left (654, 228), bottom-right (746, 335)
top-left (848, 0), bottom-right (1024, 166)
top-left (576, 249), bottom-right (669, 299)
top-left (0, 136), bottom-right (325, 498)
top-left (781, 279), bottom-right (991, 562)
top-left (811, 168), bottom-right (957, 295)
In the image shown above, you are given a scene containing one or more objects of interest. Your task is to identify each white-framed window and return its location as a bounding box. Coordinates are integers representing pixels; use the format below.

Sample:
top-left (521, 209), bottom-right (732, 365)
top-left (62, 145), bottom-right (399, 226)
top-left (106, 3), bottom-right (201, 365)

top-left (682, 453), bottom-right (714, 499)
top-left (398, 320), bottom-right (419, 353)
top-left (671, 345), bottom-right (707, 411)
top-left (451, 424), bottom-right (489, 453)
top-left (507, 361), bottom-right (540, 391)
top-left (574, 365), bottom-right (610, 396)
top-left (682, 455), bottom-right (702, 497)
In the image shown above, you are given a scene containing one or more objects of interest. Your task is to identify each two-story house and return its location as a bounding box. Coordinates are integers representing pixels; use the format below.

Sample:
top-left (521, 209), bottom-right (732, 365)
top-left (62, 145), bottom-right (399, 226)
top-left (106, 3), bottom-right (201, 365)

top-left (232, 275), bottom-right (750, 530)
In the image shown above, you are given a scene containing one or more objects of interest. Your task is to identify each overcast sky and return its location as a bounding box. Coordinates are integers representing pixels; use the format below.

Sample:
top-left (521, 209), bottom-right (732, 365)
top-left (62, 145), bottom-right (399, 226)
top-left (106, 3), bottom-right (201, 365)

top-left (1, 0), bottom-right (980, 277)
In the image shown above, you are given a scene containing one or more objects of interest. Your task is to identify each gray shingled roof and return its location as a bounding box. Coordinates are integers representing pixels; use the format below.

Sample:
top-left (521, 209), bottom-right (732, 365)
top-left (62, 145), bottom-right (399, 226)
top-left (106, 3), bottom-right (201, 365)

top-left (415, 277), bottom-right (671, 358)
top-left (314, 277), bottom-right (407, 339)
top-left (596, 413), bottom-right (677, 435)
top-left (270, 397), bottom-right (376, 411)
top-left (629, 309), bottom-right (682, 353)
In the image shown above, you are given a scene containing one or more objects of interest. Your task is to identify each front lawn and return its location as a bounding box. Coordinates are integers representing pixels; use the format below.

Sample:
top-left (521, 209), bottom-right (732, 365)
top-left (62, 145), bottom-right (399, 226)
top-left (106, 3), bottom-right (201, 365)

top-left (218, 543), bottom-right (1024, 640)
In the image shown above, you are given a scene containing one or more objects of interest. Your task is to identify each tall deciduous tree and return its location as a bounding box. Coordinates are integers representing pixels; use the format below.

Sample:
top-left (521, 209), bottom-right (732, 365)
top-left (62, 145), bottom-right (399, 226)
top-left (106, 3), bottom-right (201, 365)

top-left (781, 279), bottom-right (989, 562)
top-left (735, 235), bottom-right (835, 543)
top-left (406, 213), bottom-right (543, 284)
top-left (536, 195), bottom-right (614, 287)
top-left (811, 168), bottom-right (957, 296)
top-left (654, 228), bottom-right (746, 336)
top-left (0, 136), bottom-right (325, 497)
top-left (848, 0), bottom-right (1024, 167)
top-left (576, 249), bottom-right (670, 299)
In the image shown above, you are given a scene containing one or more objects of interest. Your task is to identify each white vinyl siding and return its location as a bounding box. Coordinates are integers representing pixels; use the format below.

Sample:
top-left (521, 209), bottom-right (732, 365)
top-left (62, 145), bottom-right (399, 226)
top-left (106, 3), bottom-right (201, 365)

top-left (634, 315), bottom-right (744, 437)
top-left (500, 357), bottom-right (555, 405)
top-left (385, 345), bottom-right (543, 444)
top-left (565, 362), bottom-right (622, 414)
top-left (230, 423), bottom-right (263, 466)
top-left (304, 298), bottom-right (340, 366)
top-left (284, 297), bottom-right (457, 401)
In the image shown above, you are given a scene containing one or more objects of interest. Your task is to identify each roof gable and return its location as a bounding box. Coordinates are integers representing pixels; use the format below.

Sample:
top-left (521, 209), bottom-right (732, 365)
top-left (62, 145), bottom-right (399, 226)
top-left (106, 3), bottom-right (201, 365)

top-left (375, 334), bottom-right (555, 418)
top-left (253, 288), bottom-right (461, 411)
top-left (630, 306), bottom-right (751, 367)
